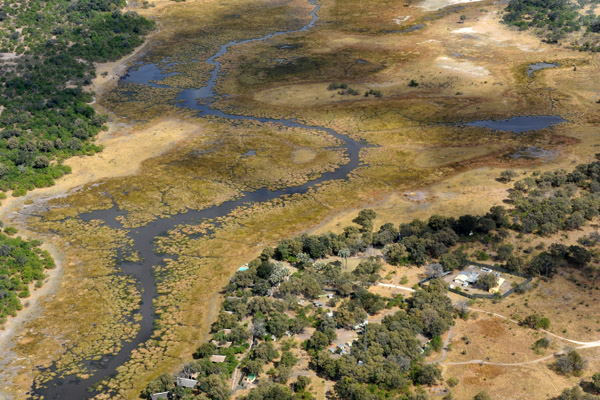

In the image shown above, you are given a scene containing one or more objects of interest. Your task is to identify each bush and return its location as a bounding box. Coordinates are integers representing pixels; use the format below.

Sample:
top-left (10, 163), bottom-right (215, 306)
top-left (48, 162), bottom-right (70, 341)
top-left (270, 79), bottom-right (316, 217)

top-left (522, 314), bottom-right (550, 330)
top-left (473, 392), bottom-right (491, 400)
top-left (532, 337), bottom-right (550, 350)
top-left (555, 350), bottom-right (586, 375)
top-left (447, 377), bottom-right (459, 387)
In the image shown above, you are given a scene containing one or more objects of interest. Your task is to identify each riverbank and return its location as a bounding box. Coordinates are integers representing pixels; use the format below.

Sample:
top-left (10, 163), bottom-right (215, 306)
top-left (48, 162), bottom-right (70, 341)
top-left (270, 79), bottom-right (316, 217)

top-left (0, 8), bottom-right (179, 398)
top-left (0, 242), bottom-right (63, 400)
top-left (0, 0), bottom-right (598, 397)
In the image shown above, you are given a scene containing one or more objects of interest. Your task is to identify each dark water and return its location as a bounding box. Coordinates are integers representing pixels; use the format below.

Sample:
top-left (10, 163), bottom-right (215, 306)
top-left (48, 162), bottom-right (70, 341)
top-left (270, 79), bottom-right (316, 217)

top-left (510, 146), bottom-right (557, 161)
top-left (122, 62), bottom-right (178, 88)
top-left (30, 0), bottom-right (569, 397)
top-left (464, 115), bottom-right (566, 133)
top-left (32, 1), bottom-right (367, 398)
top-left (527, 62), bottom-right (558, 77)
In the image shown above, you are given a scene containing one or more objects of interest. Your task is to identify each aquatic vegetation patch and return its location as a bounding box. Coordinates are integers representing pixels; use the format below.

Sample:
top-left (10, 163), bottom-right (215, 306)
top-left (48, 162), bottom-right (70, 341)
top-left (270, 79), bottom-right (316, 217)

top-left (13, 218), bottom-right (143, 390)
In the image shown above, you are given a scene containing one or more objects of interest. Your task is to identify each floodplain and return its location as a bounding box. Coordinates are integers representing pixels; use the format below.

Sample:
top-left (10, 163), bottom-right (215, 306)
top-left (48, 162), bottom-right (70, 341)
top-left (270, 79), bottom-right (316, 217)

top-left (0, 0), bottom-right (600, 398)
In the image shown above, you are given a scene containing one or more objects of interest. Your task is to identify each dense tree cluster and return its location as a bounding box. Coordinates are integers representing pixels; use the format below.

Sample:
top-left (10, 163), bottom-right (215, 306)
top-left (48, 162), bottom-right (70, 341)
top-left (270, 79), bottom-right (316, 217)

top-left (0, 0), bottom-right (153, 194)
top-left (309, 279), bottom-right (452, 398)
top-left (144, 238), bottom-right (453, 399)
top-left (0, 228), bottom-right (55, 324)
top-left (142, 155), bottom-right (600, 398)
top-left (503, 0), bottom-right (600, 50)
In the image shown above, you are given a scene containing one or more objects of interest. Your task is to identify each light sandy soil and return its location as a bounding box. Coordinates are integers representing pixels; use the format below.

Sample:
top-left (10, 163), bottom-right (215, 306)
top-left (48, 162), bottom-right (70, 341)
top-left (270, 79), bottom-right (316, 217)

top-left (250, 8), bottom-right (566, 115)
top-left (393, 15), bottom-right (411, 25)
top-left (418, 0), bottom-right (486, 12)
top-left (436, 56), bottom-right (490, 77)
top-left (450, 13), bottom-right (546, 52)
top-left (292, 148), bottom-right (317, 163)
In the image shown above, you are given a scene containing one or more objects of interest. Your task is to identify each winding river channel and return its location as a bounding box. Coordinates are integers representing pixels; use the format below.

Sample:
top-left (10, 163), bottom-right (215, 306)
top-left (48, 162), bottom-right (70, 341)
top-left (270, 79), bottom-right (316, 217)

top-left (33, 1), bottom-right (367, 398)
top-left (28, 0), bottom-right (569, 396)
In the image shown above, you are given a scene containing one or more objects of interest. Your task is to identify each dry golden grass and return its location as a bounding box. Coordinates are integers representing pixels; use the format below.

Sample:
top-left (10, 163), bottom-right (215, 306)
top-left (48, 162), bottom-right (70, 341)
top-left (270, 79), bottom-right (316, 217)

top-left (476, 271), bottom-right (600, 342)
top-left (446, 314), bottom-right (556, 364)
top-left (3, 0), bottom-right (600, 397)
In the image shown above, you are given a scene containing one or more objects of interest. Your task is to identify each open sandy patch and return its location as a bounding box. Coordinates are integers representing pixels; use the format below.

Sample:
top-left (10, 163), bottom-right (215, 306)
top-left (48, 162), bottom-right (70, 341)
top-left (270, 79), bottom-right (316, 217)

top-left (452, 27), bottom-right (477, 34)
top-left (393, 16), bottom-right (411, 25)
top-left (436, 56), bottom-right (490, 77)
top-left (450, 14), bottom-right (546, 52)
top-left (418, 0), bottom-right (483, 12)
top-left (292, 148), bottom-right (317, 163)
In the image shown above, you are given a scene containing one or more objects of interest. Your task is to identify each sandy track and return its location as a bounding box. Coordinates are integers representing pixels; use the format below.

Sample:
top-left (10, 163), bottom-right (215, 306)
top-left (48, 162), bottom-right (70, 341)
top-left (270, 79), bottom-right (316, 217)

top-left (376, 283), bottom-right (416, 292)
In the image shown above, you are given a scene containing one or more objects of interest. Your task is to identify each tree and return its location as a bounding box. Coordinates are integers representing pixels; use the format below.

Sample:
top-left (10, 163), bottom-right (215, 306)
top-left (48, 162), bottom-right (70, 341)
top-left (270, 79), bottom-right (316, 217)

top-left (532, 337), bottom-right (551, 350)
top-left (413, 364), bottom-right (441, 385)
top-left (334, 378), bottom-right (378, 400)
top-left (305, 330), bottom-right (331, 351)
top-left (197, 375), bottom-right (229, 400)
top-left (257, 261), bottom-right (274, 279)
top-left (229, 325), bottom-right (250, 344)
top-left (352, 257), bottom-right (382, 282)
top-left (499, 169), bottom-right (518, 183)
top-left (244, 382), bottom-right (293, 400)
top-left (567, 245), bottom-right (591, 268)
top-left (555, 350), bottom-right (586, 375)
top-left (253, 318), bottom-right (266, 338)
top-left (338, 248), bottom-right (350, 268)
top-left (496, 244), bottom-right (513, 261)
top-left (473, 392), bottom-right (492, 400)
top-left (383, 243), bottom-right (407, 265)
top-left (374, 223), bottom-right (398, 246)
top-left (477, 273), bottom-right (498, 291)
top-left (440, 250), bottom-right (466, 271)
top-left (565, 212), bottom-right (585, 230)
top-left (266, 312), bottom-right (290, 338)
top-left (295, 252), bottom-right (312, 268)
top-left (294, 376), bottom-right (311, 392)
top-left (430, 335), bottom-right (442, 352)
top-left (33, 156), bottom-right (49, 169)
top-left (353, 209), bottom-right (376, 232)
top-left (592, 372), bottom-right (600, 393)
top-left (142, 374), bottom-right (172, 398)
top-left (425, 263), bottom-right (443, 278)
top-left (253, 342), bottom-right (279, 362)
top-left (522, 314), bottom-right (550, 330)
top-left (455, 215), bottom-right (478, 236)
top-left (272, 365), bottom-right (291, 383)
top-left (554, 386), bottom-right (600, 400)
top-left (279, 351), bottom-right (298, 368)
top-left (195, 343), bottom-right (216, 359)
top-left (244, 359), bottom-right (265, 376)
